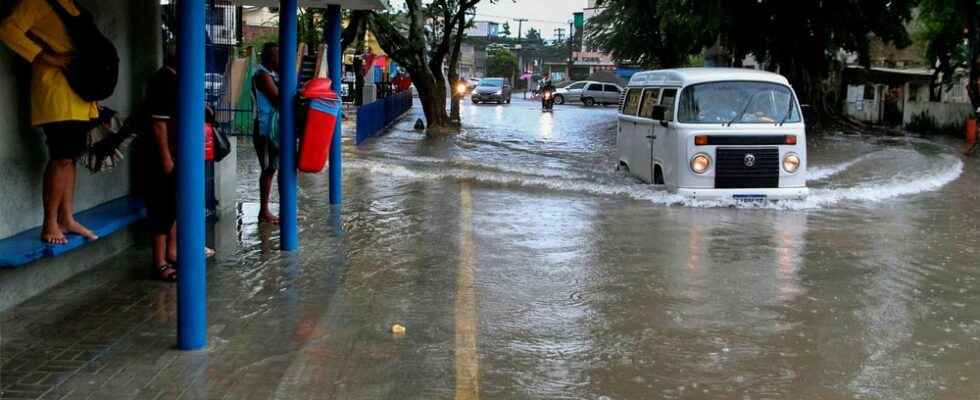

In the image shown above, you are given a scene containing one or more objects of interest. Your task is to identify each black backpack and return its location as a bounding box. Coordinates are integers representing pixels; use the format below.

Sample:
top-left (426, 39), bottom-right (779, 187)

top-left (44, 0), bottom-right (119, 102)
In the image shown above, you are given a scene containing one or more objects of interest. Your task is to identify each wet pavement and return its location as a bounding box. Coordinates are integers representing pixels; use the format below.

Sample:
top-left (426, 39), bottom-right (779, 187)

top-left (2, 98), bottom-right (980, 399)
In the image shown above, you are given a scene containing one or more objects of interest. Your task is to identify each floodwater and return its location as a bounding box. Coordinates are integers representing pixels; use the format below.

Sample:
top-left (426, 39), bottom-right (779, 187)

top-left (238, 98), bottom-right (980, 399)
top-left (3, 98), bottom-right (978, 400)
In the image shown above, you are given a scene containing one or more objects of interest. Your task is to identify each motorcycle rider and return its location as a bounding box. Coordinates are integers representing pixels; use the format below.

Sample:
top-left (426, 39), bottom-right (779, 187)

top-left (539, 79), bottom-right (556, 110)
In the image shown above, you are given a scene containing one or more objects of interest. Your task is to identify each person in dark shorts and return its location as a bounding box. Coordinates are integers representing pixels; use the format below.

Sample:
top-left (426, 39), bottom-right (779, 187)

top-left (252, 42), bottom-right (281, 224)
top-left (0, 0), bottom-right (101, 244)
top-left (141, 48), bottom-right (213, 281)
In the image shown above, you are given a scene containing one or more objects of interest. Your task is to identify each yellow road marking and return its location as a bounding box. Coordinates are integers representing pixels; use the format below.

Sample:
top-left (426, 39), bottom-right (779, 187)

top-left (455, 182), bottom-right (479, 400)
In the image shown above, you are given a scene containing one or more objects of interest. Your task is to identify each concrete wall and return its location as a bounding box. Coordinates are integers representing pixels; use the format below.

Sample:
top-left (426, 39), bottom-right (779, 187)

top-left (904, 101), bottom-right (974, 127)
top-left (0, 0), bottom-right (161, 238)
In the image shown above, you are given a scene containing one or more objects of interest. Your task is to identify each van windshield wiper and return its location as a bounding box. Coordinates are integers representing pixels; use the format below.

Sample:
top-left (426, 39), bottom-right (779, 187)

top-left (777, 98), bottom-right (796, 126)
top-left (726, 91), bottom-right (765, 127)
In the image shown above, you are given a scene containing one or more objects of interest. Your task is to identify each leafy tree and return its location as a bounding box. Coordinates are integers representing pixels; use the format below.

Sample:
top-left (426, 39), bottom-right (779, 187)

top-left (919, 0), bottom-right (980, 112)
top-left (486, 47), bottom-right (518, 78)
top-left (369, 0), bottom-right (490, 130)
top-left (501, 22), bottom-right (511, 38)
top-left (587, 0), bottom-right (916, 123)
top-left (525, 27), bottom-right (545, 45)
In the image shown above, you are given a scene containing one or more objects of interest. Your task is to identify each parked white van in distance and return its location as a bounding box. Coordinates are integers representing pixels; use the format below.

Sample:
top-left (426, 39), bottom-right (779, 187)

top-left (617, 68), bottom-right (808, 201)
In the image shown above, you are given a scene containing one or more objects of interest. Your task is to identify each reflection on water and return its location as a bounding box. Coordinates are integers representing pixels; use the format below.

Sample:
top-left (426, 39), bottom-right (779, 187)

top-left (13, 100), bottom-right (968, 399)
top-left (329, 100), bottom-right (978, 398)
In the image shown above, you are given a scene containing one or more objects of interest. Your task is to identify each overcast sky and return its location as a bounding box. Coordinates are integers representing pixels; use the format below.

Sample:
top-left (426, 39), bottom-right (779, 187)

top-left (471, 0), bottom-right (589, 41)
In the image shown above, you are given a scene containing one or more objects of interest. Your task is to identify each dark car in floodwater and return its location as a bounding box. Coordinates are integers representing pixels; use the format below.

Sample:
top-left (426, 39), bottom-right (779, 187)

top-left (471, 78), bottom-right (512, 104)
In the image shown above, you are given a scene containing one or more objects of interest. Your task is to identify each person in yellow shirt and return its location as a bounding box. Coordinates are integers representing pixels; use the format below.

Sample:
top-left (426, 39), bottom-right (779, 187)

top-left (0, 0), bottom-right (100, 244)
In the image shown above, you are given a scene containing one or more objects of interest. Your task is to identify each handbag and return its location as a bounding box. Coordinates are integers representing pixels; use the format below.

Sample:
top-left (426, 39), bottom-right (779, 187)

top-left (83, 107), bottom-right (133, 173)
top-left (212, 125), bottom-right (231, 162)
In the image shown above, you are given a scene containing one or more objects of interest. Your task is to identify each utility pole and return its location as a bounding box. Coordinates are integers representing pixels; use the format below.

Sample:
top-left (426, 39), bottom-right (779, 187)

top-left (514, 18), bottom-right (527, 93)
top-left (513, 18), bottom-right (527, 41)
top-left (567, 19), bottom-right (574, 81)
top-left (554, 28), bottom-right (565, 43)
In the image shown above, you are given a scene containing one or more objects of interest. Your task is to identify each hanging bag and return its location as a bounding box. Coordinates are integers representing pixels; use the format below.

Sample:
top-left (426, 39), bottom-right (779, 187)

top-left (43, 0), bottom-right (119, 102)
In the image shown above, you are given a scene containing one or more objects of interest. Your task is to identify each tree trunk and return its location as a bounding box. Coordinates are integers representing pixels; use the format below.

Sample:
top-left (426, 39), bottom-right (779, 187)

top-left (448, 13), bottom-right (467, 123)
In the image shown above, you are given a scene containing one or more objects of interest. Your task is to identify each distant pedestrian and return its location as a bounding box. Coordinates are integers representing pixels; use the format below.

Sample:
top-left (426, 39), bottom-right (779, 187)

top-left (252, 42), bottom-right (281, 224)
top-left (0, 0), bottom-right (101, 244)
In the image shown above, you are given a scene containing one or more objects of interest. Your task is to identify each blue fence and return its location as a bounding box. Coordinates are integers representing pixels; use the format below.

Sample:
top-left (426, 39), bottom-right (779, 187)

top-left (356, 91), bottom-right (413, 145)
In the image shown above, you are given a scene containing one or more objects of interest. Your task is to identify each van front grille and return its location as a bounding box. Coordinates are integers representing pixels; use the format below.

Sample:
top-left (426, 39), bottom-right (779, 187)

top-left (715, 148), bottom-right (779, 189)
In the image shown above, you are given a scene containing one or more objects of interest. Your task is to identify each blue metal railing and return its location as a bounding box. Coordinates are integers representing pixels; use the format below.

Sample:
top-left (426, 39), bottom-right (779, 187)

top-left (356, 91), bottom-right (413, 145)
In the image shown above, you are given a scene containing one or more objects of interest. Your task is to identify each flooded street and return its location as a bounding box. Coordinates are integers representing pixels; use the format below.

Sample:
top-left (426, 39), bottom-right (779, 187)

top-left (3, 98), bottom-right (979, 400)
top-left (238, 98), bottom-right (980, 399)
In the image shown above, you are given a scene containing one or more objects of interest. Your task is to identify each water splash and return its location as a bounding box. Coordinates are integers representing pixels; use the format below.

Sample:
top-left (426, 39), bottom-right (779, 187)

top-left (348, 142), bottom-right (964, 211)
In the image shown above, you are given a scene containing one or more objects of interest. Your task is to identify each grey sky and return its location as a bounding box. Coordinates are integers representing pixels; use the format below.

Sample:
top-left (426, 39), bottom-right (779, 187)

top-left (472, 0), bottom-right (589, 40)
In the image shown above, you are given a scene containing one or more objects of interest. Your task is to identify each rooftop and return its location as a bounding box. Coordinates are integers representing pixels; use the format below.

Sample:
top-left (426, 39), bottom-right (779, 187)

top-left (628, 68), bottom-right (791, 87)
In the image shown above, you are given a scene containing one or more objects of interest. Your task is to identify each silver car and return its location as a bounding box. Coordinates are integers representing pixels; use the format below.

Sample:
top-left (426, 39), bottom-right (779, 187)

top-left (471, 78), bottom-right (512, 104)
top-left (554, 81), bottom-right (623, 107)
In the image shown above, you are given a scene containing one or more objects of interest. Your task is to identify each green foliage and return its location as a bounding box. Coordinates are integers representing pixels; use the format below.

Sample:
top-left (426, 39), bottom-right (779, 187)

top-left (486, 47), bottom-right (518, 78)
top-left (918, 0), bottom-right (979, 108)
top-left (587, 0), bottom-right (916, 108)
top-left (587, 0), bottom-right (718, 68)
top-left (525, 28), bottom-right (545, 46)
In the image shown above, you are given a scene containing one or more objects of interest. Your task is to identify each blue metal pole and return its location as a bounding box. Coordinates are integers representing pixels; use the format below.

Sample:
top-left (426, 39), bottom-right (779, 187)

top-left (279, 0), bottom-right (299, 251)
top-left (326, 5), bottom-right (343, 205)
top-left (176, 0), bottom-right (207, 351)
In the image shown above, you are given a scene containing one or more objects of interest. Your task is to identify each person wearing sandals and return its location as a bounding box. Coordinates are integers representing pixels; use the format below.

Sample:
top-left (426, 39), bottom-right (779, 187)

top-left (142, 47), bottom-right (214, 282)
top-left (0, 0), bottom-right (100, 244)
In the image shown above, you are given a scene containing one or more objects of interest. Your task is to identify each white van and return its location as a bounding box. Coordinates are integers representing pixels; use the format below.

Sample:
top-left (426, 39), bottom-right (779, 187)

top-left (617, 68), bottom-right (808, 201)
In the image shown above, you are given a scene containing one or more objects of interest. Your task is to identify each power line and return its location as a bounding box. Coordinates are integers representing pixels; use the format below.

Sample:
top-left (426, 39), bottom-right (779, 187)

top-left (473, 13), bottom-right (566, 25)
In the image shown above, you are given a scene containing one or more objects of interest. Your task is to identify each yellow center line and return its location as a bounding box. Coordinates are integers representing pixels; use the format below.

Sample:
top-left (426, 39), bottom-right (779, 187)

top-left (455, 182), bottom-right (479, 400)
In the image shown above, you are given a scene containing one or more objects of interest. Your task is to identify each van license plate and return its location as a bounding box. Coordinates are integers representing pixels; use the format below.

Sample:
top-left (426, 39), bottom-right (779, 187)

top-left (733, 194), bottom-right (768, 203)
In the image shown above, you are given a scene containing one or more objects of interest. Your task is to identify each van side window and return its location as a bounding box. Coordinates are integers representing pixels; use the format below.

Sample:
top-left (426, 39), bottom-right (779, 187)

top-left (587, 83), bottom-right (603, 91)
top-left (622, 89), bottom-right (642, 116)
top-left (638, 88), bottom-right (662, 118)
top-left (660, 88), bottom-right (678, 120)
top-left (604, 84), bottom-right (621, 93)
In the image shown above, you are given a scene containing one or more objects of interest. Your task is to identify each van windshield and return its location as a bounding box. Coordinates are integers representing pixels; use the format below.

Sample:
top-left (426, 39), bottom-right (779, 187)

top-left (479, 79), bottom-right (504, 87)
top-left (678, 81), bottom-right (800, 124)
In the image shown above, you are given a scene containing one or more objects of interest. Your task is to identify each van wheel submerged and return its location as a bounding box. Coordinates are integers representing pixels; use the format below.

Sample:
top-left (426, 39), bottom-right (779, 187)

top-left (653, 165), bottom-right (665, 185)
top-left (583, 97), bottom-right (596, 107)
top-left (554, 94), bottom-right (565, 105)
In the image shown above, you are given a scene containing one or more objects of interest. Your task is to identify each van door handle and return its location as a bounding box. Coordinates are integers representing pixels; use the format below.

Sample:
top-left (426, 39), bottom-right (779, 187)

top-left (646, 135), bottom-right (656, 139)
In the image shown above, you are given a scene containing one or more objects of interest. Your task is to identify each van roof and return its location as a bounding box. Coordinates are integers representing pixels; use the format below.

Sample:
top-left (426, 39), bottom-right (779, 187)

top-left (627, 68), bottom-right (790, 87)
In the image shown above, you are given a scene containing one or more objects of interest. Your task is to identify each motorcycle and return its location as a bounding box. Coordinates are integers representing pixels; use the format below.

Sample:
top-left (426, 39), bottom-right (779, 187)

top-left (541, 89), bottom-right (555, 112)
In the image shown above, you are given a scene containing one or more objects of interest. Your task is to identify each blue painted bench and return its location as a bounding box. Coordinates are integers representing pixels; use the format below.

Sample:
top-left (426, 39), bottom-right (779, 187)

top-left (0, 196), bottom-right (145, 268)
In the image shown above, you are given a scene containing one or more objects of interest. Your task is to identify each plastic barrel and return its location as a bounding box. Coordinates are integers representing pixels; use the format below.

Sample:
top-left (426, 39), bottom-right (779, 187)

top-left (298, 98), bottom-right (340, 173)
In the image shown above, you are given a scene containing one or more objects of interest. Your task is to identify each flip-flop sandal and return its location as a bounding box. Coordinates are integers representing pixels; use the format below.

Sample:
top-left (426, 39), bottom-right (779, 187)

top-left (154, 263), bottom-right (177, 282)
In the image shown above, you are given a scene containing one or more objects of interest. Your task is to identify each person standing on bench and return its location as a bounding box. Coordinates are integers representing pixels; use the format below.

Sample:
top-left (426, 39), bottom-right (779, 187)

top-left (0, 0), bottom-right (102, 244)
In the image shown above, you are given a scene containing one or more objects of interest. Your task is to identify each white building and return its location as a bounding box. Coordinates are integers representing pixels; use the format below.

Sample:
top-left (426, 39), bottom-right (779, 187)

top-left (466, 20), bottom-right (500, 38)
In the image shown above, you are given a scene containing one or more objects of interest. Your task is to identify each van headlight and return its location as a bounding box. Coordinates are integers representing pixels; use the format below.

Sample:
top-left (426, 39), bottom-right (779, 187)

top-left (690, 153), bottom-right (711, 174)
top-left (783, 153), bottom-right (801, 173)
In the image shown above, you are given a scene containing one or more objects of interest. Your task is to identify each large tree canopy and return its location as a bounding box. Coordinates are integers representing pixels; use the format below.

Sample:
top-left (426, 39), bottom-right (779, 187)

top-left (919, 0), bottom-right (980, 110)
top-left (369, 0), bottom-right (487, 130)
top-left (587, 0), bottom-right (916, 121)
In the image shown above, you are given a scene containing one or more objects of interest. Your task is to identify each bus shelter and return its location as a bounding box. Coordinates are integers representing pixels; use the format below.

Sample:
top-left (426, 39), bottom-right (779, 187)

top-left (174, 0), bottom-right (384, 351)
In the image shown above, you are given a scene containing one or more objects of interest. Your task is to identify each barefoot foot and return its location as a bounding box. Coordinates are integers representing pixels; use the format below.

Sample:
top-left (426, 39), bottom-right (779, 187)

top-left (62, 219), bottom-right (99, 241)
top-left (41, 224), bottom-right (68, 245)
top-left (258, 212), bottom-right (280, 225)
